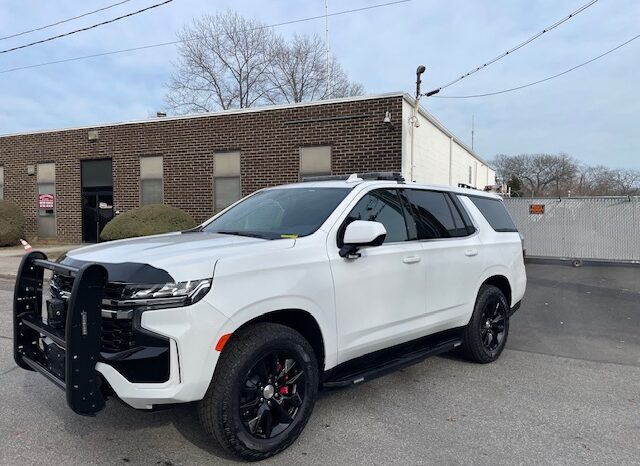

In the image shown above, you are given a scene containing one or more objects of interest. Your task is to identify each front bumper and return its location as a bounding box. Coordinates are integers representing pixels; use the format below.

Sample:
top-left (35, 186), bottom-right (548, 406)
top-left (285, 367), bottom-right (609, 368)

top-left (13, 251), bottom-right (231, 414)
top-left (98, 295), bottom-right (232, 410)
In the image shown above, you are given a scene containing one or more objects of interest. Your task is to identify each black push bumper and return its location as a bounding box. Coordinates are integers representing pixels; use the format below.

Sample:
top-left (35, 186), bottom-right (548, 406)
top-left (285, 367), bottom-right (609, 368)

top-left (13, 251), bottom-right (108, 416)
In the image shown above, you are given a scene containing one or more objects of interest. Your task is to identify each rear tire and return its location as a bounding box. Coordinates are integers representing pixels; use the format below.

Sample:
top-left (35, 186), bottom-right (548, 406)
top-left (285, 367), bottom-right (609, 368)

top-left (198, 322), bottom-right (319, 461)
top-left (460, 285), bottom-right (509, 363)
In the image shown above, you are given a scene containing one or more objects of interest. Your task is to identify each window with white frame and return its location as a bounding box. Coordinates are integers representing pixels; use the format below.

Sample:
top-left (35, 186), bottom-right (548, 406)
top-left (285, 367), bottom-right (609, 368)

top-left (299, 146), bottom-right (331, 179)
top-left (214, 151), bottom-right (241, 212)
top-left (140, 156), bottom-right (163, 205)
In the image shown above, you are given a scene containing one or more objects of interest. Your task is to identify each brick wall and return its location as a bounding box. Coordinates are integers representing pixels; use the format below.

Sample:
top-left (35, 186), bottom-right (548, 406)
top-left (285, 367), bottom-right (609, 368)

top-left (0, 96), bottom-right (403, 243)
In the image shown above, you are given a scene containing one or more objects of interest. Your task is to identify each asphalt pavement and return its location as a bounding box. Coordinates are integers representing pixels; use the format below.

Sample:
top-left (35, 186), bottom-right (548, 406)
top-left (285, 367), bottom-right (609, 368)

top-left (0, 263), bottom-right (638, 465)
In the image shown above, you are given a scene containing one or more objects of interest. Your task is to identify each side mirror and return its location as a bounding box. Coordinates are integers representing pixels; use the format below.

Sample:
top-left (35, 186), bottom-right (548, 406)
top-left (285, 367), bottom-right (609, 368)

top-left (339, 220), bottom-right (387, 258)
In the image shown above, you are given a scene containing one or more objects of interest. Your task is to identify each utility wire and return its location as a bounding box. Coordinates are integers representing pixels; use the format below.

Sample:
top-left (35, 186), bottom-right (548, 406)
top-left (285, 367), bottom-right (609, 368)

top-left (431, 32), bottom-right (640, 99)
top-left (0, 0), bottom-right (410, 74)
top-left (0, 0), bottom-right (134, 42)
top-left (425, 0), bottom-right (600, 96)
top-left (0, 0), bottom-right (174, 55)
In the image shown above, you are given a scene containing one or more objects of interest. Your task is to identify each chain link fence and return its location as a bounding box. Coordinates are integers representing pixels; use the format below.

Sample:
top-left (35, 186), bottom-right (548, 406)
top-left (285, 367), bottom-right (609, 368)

top-left (502, 197), bottom-right (640, 263)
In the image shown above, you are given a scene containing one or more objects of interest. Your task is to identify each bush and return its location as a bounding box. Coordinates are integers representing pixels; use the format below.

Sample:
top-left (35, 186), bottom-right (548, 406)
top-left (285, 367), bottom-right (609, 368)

top-left (0, 201), bottom-right (25, 247)
top-left (100, 204), bottom-right (197, 241)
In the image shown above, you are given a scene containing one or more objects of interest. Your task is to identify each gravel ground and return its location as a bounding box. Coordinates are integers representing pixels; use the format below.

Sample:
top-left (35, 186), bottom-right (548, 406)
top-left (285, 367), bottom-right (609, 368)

top-left (0, 263), bottom-right (638, 465)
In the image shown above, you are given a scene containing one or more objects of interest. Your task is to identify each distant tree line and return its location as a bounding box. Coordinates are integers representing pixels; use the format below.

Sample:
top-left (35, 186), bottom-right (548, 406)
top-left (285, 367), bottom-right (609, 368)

top-left (166, 11), bottom-right (363, 113)
top-left (493, 153), bottom-right (640, 197)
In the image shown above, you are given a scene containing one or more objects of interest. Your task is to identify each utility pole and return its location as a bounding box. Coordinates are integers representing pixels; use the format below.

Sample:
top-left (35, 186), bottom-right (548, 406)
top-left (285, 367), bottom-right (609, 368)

top-left (325, 0), bottom-right (331, 98)
top-left (410, 65), bottom-right (426, 182)
top-left (471, 114), bottom-right (475, 151)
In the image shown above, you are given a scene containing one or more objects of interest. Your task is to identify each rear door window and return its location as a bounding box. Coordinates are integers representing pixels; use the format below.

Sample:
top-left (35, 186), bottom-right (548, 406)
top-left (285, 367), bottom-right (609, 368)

top-left (405, 189), bottom-right (471, 239)
top-left (467, 196), bottom-right (518, 232)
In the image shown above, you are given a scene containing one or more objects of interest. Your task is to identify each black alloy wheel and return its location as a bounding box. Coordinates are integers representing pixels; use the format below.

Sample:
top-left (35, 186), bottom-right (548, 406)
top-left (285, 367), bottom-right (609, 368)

top-left (240, 351), bottom-right (306, 439)
top-left (479, 297), bottom-right (507, 352)
top-left (460, 284), bottom-right (510, 363)
top-left (198, 322), bottom-right (318, 461)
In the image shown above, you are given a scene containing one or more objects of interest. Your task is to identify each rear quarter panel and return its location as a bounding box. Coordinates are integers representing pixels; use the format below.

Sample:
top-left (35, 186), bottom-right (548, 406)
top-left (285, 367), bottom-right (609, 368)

top-left (460, 196), bottom-right (527, 309)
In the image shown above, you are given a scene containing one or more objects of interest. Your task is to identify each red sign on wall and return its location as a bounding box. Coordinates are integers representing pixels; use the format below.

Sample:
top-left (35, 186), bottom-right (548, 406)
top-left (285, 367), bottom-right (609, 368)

top-left (38, 193), bottom-right (55, 209)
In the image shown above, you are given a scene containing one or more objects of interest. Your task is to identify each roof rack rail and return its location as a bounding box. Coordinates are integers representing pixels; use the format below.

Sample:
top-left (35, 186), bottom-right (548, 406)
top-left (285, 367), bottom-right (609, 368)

top-left (302, 172), bottom-right (405, 183)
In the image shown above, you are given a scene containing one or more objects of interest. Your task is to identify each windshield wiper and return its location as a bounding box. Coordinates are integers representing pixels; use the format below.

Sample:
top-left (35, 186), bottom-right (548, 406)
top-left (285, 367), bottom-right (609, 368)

top-left (214, 230), bottom-right (266, 239)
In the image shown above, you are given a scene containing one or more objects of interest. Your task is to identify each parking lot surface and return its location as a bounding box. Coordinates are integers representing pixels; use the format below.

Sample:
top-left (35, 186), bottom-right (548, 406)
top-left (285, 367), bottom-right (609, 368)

top-left (1, 263), bottom-right (639, 465)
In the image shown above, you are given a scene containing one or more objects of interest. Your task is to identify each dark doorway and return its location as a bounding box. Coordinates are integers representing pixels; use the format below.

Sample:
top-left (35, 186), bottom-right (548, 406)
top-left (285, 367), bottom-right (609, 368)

top-left (81, 159), bottom-right (113, 243)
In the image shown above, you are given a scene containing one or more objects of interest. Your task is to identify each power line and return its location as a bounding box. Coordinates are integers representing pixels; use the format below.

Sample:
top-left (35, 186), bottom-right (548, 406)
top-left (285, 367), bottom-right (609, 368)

top-left (431, 32), bottom-right (640, 99)
top-left (425, 0), bottom-right (600, 96)
top-left (0, 0), bottom-right (410, 74)
top-left (0, 0), bottom-right (174, 55)
top-left (0, 0), bottom-right (134, 42)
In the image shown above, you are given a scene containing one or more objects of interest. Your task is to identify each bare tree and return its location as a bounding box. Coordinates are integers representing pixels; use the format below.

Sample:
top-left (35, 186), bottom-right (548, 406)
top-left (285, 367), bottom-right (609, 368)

top-left (166, 11), bottom-right (275, 113)
top-left (166, 13), bottom-right (363, 113)
top-left (493, 153), bottom-right (639, 196)
top-left (573, 165), bottom-right (615, 195)
top-left (612, 168), bottom-right (640, 195)
top-left (493, 153), bottom-right (578, 196)
top-left (265, 34), bottom-right (363, 104)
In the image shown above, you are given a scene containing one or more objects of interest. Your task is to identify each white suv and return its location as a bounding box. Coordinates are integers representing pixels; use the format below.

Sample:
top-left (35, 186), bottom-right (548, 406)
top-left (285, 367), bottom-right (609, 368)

top-left (13, 172), bottom-right (526, 460)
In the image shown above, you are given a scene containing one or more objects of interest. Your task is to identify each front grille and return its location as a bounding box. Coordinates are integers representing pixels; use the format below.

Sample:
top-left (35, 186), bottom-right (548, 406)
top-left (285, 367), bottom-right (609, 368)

top-left (51, 273), bottom-right (135, 353)
top-left (101, 316), bottom-right (136, 352)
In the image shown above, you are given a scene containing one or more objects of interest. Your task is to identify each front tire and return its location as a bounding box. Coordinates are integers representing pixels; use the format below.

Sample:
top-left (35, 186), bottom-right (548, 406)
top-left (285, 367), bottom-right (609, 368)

top-left (198, 322), bottom-right (319, 461)
top-left (460, 285), bottom-right (510, 363)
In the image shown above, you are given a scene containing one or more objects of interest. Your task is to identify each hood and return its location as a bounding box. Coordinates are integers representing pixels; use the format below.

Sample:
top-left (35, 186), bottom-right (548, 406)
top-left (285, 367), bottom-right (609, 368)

top-left (64, 231), bottom-right (295, 282)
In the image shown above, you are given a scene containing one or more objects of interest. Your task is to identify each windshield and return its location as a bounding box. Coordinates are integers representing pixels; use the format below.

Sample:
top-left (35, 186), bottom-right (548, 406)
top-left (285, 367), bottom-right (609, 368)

top-left (202, 187), bottom-right (351, 239)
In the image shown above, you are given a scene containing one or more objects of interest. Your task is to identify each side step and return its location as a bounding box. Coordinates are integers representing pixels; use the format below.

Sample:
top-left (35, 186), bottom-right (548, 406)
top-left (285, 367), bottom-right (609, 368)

top-left (322, 330), bottom-right (462, 389)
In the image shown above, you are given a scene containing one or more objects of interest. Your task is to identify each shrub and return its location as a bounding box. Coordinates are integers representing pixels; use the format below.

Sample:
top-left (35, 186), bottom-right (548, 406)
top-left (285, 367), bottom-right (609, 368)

top-left (0, 201), bottom-right (25, 247)
top-left (100, 204), bottom-right (197, 241)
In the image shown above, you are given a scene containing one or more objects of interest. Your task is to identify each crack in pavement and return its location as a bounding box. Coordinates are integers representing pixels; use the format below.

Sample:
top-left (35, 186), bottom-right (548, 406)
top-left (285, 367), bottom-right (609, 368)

top-left (0, 366), bottom-right (18, 377)
top-left (0, 334), bottom-right (13, 341)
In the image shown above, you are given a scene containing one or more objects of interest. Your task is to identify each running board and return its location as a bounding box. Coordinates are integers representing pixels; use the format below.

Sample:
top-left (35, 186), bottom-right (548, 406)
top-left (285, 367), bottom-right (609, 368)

top-left (322, 331), bottom-right (462, 389)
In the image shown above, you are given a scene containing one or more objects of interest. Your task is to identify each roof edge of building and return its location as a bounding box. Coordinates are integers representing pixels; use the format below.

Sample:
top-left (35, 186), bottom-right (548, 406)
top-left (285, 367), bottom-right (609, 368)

top-left (0, 92), bottom-right (406, 139)
top-left (402, 93), bottom-right (492, 169)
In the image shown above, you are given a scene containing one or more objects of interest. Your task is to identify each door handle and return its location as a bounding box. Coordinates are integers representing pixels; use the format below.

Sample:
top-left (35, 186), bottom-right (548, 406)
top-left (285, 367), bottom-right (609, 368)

top-left (465, 249), bottom-right (478, 257)
top-left (402, 255), bottom-right (422, 264)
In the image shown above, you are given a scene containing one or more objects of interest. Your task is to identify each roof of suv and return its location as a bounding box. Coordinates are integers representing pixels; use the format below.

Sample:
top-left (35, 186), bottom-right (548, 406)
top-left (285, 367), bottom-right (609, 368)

top-left (269, 177), bottom-right (501, 200)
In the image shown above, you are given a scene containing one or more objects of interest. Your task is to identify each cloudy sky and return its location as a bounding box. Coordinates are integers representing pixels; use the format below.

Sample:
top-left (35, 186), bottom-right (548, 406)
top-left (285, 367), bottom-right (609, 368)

top-left (0, 0), bottom-right (638, 168)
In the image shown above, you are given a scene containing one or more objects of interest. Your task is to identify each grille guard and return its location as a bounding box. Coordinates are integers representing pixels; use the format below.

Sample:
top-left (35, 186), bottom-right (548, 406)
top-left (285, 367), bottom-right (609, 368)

top-left (13, 251), bottom-right (109, 416)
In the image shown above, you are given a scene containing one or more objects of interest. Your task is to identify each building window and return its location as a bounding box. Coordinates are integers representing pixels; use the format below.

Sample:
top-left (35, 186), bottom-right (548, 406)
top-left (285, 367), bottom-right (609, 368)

top-left (300, 146), bottom-right (331, 179)
top-left (140, 156), bottom-right (163, 205)
top-left (0, 166), bottom-right (4, 200)
top-left (37, 163), bottom-right (56, 237)
top-left (468, 166), bottom-right (473, 185)
top-left (214, 151), bottom-right (241, 212)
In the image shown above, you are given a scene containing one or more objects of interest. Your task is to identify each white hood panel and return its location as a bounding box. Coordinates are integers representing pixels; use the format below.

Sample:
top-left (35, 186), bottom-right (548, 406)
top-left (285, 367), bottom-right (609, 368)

top-left (67, 232), bottom-right (295, 282)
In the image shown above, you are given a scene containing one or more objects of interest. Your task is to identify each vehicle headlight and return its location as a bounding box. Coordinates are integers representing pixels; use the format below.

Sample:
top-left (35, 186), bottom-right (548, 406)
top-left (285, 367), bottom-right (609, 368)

top-left (118, 278), bottom-right (212, 308)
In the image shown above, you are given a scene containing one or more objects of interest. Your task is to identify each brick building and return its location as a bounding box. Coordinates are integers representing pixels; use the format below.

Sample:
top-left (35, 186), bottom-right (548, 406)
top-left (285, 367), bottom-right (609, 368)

top-left (0, 93), bottom-right (494, 243)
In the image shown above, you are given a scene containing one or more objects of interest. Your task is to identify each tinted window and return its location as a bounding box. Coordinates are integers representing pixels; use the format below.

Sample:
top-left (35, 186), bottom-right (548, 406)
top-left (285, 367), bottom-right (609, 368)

top-left (203, 187), bottom-right (350, 239)
top-left (406, 190), bottom-right (470, 239)
top-left (468, 196), bottom-right (518, 232)
top-left (346, 189), bottom-right (408, 243)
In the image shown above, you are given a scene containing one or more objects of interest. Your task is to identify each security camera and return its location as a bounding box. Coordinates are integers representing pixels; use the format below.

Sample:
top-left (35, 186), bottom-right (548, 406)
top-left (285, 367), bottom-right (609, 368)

top-left (383, 111), bottom-right (395, 130)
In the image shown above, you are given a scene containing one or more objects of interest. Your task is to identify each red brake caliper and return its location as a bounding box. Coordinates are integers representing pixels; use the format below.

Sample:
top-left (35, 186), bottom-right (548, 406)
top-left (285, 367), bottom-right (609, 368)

top-left (278, 364), bottom-right (289, 394)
